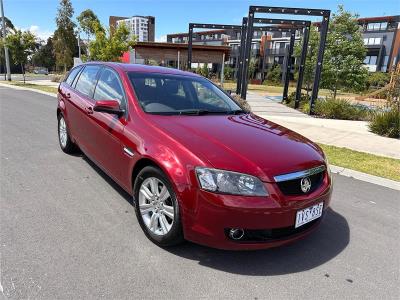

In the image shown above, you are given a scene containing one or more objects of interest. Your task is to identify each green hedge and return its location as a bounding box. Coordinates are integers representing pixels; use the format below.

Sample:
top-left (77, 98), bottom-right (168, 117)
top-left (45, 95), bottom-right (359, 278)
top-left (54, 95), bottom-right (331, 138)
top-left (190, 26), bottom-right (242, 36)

top-left (369, 109), bottom-right (400, 138)
top-left (302, 98), bottom-right (371, 121)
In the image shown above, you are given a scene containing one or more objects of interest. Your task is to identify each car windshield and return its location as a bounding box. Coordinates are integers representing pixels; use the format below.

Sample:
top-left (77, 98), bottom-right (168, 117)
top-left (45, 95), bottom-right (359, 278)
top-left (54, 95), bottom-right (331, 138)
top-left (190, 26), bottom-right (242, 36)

top-left (128, 72), bottom-right (243, 115)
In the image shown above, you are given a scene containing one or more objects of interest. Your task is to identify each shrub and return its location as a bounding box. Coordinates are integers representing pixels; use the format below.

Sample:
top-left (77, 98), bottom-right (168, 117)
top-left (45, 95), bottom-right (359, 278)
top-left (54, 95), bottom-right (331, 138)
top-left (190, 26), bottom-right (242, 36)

top-left (312, 98), bottom-right (371, 121)
top-left (369, 109), bottom-right (400, 138)
top-left (367, 72), bottom-right (391, 89)
top-left (265, 64), bottom-right (281, 85)
top-left (231, 94), bottom-right (251, 112)
top-left (51, 74), bottom-right (64, 82)
top-left (285, 91), bottom-right (309, 107)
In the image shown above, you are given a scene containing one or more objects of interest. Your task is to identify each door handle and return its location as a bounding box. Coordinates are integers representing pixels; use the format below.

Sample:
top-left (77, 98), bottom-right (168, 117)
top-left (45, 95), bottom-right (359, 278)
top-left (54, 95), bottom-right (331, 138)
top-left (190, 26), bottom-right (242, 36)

top-left (85, 106), bottom-right (93, 115)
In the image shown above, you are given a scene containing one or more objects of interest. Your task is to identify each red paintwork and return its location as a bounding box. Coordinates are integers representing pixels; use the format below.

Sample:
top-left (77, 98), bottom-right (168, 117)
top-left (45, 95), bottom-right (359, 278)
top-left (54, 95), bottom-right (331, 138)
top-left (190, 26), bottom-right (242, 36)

top-left (58, 62), bottom-right (332, 250)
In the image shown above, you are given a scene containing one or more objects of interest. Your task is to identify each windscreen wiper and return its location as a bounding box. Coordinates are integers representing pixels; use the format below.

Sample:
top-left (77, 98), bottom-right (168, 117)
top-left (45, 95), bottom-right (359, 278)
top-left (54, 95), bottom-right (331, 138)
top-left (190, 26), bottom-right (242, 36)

top-left (226, 109), bottom-right (246, 115)
top-left (178, 109), bottom-right (217, 115)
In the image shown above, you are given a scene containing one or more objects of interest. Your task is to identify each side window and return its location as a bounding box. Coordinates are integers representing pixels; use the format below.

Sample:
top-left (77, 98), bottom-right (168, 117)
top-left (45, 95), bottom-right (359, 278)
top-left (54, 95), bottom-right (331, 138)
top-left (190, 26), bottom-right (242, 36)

top-left (93, 68), bottom-right (125, 106)
top-left (75, 65), bottom-right (101, 97)
top-left (65, 66), bottom-right (82, 86)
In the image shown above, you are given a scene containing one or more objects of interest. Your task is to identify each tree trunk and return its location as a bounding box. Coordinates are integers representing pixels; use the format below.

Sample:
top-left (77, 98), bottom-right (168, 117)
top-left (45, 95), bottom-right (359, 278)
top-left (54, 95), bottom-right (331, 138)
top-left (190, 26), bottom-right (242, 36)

top-left (21, 63), bottom-right (25, 84)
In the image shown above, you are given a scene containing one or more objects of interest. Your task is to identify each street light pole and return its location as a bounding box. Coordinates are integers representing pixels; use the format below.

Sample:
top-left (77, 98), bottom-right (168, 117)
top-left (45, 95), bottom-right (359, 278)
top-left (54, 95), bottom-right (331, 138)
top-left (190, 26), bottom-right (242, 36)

top-left (0, 0), bottom-right (11, 81)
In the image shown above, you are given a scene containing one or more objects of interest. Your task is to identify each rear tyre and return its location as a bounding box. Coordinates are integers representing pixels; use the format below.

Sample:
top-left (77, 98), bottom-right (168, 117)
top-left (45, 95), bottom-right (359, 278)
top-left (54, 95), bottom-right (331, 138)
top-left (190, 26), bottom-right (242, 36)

top-left (134, 166), bottom-right (184, 247)
top-left (58, 114), bottom-right (77, 154)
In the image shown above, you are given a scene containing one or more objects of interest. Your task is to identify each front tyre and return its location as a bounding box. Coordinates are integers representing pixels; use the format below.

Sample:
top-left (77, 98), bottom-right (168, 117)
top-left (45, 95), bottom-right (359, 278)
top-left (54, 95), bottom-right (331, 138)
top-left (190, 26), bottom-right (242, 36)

top-left (134, 166), bottom-right (184, 247)
top-left (58, 114), bottom-right (77, 154)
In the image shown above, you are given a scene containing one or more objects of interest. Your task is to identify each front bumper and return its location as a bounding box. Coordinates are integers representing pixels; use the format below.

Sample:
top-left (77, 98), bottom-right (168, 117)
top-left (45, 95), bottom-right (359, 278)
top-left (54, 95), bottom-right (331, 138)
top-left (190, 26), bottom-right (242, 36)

top-left (179, 179), bottom-right (333, 250)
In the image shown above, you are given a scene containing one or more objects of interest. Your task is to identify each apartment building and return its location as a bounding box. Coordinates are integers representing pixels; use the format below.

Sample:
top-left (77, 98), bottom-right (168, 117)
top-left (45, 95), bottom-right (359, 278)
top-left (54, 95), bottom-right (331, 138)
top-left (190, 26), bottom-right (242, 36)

top-left (167, 28), bottom-right (298, 80)
top-left (109, 15), bottom-right (155, 42)
top-left (358, 15), bottom-right (400, 72)
top-left (166, 15), bottom-right (400, 77)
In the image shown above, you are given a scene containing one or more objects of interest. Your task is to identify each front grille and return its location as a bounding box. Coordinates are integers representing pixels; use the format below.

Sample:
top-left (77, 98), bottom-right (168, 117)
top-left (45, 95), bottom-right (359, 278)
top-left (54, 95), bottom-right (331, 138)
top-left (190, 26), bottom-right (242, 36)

top-left (277, 171), bottom-right (324, 196)
top-left (225, 219), bottom-right (320, 243)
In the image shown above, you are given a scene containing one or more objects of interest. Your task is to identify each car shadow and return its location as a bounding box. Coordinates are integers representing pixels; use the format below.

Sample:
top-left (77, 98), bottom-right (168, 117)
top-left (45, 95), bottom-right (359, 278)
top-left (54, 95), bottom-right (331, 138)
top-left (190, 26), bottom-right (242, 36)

top-left (166, 208), bottom-right (349, 276)
top-left (81, 154), bottom-right (349, 276)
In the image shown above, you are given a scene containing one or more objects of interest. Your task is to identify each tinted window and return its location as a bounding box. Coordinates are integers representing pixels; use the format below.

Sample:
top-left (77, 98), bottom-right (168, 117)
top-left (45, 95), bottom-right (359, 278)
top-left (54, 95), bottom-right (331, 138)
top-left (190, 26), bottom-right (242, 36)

top-left (128, 72), bottom-right (241, 114)
top-left (65, 66), bottom-right (82, 86)
top-left (75, 65), bottom-right (101, 97)
top-left (93, 68), bottom-right (125, 105)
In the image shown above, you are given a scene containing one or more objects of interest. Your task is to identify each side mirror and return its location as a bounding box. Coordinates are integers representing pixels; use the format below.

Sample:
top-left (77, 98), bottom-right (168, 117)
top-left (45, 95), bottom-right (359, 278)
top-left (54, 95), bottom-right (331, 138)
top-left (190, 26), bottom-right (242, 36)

top-left (226, 89), bottom-right (232, 95)
top-left (93, 100), bottom-right (125, 117)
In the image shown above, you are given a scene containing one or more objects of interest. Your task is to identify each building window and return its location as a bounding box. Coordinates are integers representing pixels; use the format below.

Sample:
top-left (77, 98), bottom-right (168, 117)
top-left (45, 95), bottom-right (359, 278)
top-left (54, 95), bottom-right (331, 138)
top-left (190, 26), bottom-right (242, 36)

top-left (364, 55), bottom-right (378, 65)
top-left (382, 55), bottom-right (389, 72)
top-left (367, 22), bottom-right (388, 31)
top-left (363, 37), bottom-right (382, 45)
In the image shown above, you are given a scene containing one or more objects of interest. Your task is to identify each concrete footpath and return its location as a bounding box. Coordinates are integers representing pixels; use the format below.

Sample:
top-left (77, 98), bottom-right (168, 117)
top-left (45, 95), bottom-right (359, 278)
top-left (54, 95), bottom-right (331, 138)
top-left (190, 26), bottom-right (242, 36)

top-left (246, 93), bottom-right (400, 159)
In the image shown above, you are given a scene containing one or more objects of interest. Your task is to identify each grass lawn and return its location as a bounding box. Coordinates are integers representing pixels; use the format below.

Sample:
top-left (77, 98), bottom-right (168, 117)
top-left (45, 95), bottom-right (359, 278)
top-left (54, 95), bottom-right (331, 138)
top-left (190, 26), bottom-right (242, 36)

top-left (222, 81), bottom-right (359, 99)
top-left (319, 144), bottom-right (400, 181)
top-left (3, 81), bottom-right (58, 94)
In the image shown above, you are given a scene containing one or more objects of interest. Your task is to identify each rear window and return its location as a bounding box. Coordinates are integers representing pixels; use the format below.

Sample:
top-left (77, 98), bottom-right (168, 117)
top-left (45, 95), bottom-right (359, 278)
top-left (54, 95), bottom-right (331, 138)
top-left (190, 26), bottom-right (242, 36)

top-left (65, 66), bottom-right (82, 86)
top-left (128, 72), bottom-right (241, 115)
top-left (75, 65), bottom-right (101, 97)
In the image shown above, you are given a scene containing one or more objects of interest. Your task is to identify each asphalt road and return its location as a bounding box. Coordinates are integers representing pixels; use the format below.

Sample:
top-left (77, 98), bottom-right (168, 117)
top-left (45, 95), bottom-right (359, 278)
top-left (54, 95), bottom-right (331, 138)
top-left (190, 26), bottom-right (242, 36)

top-left (1, 86), bottom-right (399, 299)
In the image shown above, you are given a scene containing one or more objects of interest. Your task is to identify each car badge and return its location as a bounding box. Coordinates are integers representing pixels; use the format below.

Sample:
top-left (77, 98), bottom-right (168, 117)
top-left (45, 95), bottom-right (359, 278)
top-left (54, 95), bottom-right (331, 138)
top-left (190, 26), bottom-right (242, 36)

top-left (300, 177), bottom-right (311, 193)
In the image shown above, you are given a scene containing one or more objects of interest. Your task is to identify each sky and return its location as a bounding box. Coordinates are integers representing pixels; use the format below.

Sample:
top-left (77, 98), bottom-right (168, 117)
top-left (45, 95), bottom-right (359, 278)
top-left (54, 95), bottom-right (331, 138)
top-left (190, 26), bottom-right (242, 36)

top-left (3, 0), bottom-right (400, 41)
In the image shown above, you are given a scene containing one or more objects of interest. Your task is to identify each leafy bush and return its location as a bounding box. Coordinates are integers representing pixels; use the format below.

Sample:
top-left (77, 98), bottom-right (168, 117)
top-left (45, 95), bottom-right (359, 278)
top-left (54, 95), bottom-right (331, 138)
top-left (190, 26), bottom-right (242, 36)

top-left (369, 109), bottom-right (400, 138)
top-left (367, 72), bottom-right (390, 89)
top-left (51, 74), bottom-right (64, 82)
top-left (312, 98), bottom-right (371, 121)
top-left (265, 64), bottom-right (281, 85)
top-left (285, 91), bottom-right (309, 108)
top-left (231, 94), bottom-right (251, 112)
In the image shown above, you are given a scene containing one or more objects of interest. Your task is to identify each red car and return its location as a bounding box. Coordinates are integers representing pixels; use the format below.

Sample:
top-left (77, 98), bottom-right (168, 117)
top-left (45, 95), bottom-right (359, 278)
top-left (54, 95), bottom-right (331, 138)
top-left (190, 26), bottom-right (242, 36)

top-left (57, 62), bottom-right (332, 250)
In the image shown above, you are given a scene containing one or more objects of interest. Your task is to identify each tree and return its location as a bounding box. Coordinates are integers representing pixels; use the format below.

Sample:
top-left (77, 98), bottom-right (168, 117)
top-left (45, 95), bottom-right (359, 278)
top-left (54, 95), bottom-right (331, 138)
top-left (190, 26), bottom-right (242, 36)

top-left (294, 6), bottom-right (368, 99)
top-left (321, 5), bottom-right (368, 99)
top-left (2, 29), bottom-right (35, 83)
top-left (0, 16), bottom-right (15, 37)
top-left (0, 16), bottom-right (15, 77)
top-left (31, 37), bottom-right (56, 70)
top-left (265, 63), bottom-right (281, 85)
top-left (88, 22), bottom-right (135, 62)
top-left (53, 0), bottom-right (77, 72)
top-left (77, 9), bottom-right (100, 43)
top-left (248, 58), bottom-right (258, 79)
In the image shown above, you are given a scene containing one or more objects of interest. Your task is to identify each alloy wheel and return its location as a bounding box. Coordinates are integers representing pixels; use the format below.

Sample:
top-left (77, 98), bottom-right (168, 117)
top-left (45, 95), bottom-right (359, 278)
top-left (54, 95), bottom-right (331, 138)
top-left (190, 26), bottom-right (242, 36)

top-left (138, 177), bottom-right (175, 236)
top-left (59, 117), bottom-right (68, 148)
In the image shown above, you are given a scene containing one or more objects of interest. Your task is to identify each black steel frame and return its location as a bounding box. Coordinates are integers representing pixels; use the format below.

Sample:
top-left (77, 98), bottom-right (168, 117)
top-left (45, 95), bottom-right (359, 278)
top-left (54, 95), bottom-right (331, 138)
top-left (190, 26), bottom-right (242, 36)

top-left (237, 18), bottom-right (311, 104)
top-left (241, 6), bottom-right (330, 114)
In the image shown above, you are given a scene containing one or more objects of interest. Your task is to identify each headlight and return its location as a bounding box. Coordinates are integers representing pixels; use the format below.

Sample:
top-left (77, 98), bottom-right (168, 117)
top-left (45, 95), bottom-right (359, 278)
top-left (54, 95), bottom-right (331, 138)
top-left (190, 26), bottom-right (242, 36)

top-left (195, 167), bottom-right (268, 196)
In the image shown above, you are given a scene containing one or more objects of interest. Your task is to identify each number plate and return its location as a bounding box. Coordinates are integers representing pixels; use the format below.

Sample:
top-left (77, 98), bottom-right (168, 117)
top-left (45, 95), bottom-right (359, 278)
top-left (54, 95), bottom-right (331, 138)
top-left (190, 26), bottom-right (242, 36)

top-left (295, 202), bottom-right (324, 228)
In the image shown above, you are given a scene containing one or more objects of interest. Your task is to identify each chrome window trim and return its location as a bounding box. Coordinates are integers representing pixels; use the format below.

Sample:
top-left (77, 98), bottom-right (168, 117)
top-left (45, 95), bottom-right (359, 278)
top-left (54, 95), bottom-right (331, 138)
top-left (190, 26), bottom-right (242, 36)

top-left (274, 165), bottom-right (326, 182)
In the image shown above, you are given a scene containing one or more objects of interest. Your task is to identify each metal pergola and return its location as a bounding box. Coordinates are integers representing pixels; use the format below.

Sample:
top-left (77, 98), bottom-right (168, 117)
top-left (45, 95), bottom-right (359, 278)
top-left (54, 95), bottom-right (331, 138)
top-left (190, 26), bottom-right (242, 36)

top-left (241, 6), bottom-right (330, 114)
top-left (236, 18), bottom-right (311, 104)
top-left (187, 21), bottom-right (307, 104)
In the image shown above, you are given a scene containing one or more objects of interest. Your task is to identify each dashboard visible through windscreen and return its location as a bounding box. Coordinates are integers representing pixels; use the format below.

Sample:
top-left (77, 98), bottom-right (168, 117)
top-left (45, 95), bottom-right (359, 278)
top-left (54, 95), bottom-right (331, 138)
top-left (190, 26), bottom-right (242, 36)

top-left (128, 72), bottom-right (242, 115)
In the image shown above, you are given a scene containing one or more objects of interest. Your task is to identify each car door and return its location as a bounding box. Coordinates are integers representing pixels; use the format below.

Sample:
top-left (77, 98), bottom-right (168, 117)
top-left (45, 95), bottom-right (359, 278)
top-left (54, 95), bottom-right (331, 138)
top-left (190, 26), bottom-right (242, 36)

top-left (59, 65), bottom-right (83, 141)
top-left (72, 65), bottom-right (102, 154)
top-left (86, 67), bottom-right (130, 184)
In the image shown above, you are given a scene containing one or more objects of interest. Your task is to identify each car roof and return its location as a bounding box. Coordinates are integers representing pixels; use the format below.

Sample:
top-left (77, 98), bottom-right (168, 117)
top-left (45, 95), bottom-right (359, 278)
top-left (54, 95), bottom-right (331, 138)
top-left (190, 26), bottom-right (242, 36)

top-left (83, 62), bottom-right (202, 78)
